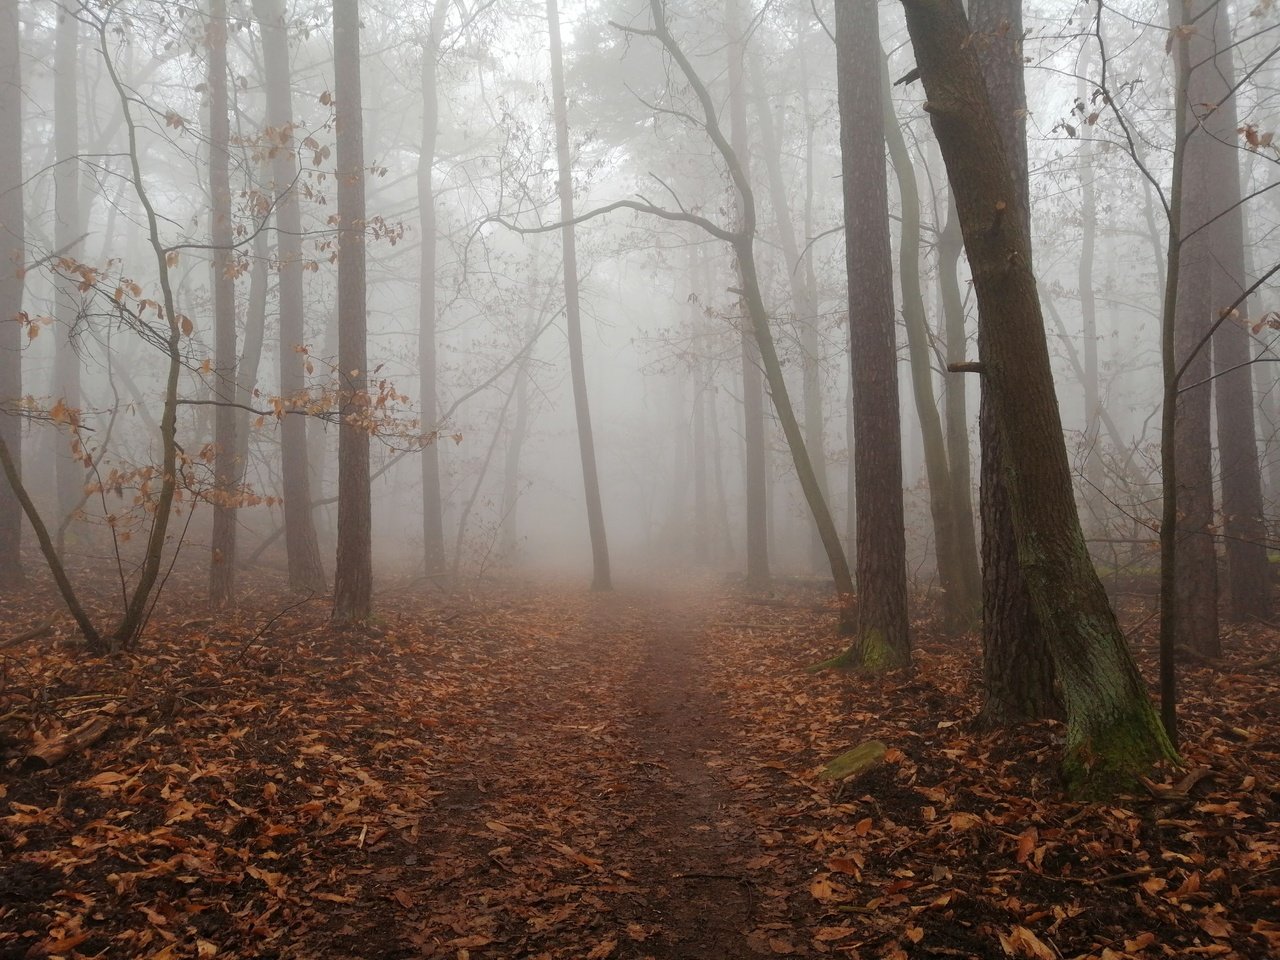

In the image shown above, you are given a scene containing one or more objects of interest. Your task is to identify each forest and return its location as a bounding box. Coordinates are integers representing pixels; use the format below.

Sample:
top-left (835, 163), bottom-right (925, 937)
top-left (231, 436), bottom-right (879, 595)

top-left (1, 0), bottom-right (1278, 956)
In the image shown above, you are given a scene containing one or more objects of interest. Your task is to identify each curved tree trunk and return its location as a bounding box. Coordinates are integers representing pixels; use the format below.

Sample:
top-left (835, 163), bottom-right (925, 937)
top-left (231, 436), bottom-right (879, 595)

top-left (882, 53), bottom-right (979, 630)
top-left (900, 0), bottom-right (1173, 794)
top-left (968, 0), bottom-right (1059, 724)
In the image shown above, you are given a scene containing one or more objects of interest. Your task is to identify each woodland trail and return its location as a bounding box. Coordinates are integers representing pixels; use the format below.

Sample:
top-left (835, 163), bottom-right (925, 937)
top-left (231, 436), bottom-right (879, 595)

top-left (4, 576), bottom-right (1278, 959)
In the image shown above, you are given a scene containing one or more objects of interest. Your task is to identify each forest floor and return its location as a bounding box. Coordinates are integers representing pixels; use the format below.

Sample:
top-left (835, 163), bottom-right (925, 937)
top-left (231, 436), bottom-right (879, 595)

top-left (1, 573), bottom-right (1278, 960)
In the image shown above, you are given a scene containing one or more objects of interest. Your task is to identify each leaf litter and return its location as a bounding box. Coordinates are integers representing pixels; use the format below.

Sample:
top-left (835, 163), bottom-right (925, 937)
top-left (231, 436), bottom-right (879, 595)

top-left (1, 575), bottom-right (1276, 959)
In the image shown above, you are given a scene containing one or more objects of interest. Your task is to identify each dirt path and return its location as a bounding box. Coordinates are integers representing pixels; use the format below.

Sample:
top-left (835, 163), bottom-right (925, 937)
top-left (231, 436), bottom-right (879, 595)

top-left (610, 590), bottom-right (769, 959)
top-left (371, 584), bottom-right (782, 959)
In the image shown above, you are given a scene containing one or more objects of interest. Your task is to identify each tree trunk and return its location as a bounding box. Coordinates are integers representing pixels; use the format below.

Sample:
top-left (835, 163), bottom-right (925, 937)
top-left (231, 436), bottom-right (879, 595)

top-left (900, 0), bottom-right (1175, 794)
top-left (968, 0), bottom-right (1059, 724)
top-left (937, 195), bottom-right (979, 605)
top-left (332, 0), bottom-right (373, 622)
top-left (1204, 0), bottom-right (1270, 624)
top-left (1171, 0), bottom-right (1220, 657)
top-left (0, 0), bottom-right (23, 590)
top-left (834, 0), bottom-right (909, 668)
top-left (500, 343), bottom-right (530, 560)
top-left (547, 0), bottom-right (611, 591)
top-left (882, 52), bottom-right (979, 630)
top-left (419, 0), bottom-right (449, 579)
top-left (54, 6), bottom-right (84, 536)
top-left (254, 0), bottom-right (326, 591)
top-left (748, 49), bottom-right (828, 574)
top-left (207, 0), bottom-right (237, 607)
top-left (1077, 51), bottom-right (1105, 518)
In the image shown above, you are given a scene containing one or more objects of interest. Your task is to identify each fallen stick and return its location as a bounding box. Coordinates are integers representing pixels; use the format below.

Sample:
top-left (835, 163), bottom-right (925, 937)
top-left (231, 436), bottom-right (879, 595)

top-left (25, 703), bottom-right (119, 768)
top-left (0, 622), bottom-right (53, 650)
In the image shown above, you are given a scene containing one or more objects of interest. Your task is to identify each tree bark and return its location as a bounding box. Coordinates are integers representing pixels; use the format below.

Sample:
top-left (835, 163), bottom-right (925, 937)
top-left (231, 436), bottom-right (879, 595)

top-left (207, 0), bottom-right (237, 606)
top-left (547, 0), bottom-right (611, 591)
top-left (1171, 0), bottom-right (1221, 657)
top-left (254, 0), bottom-right (326, 591)
top-left (834, 0), bottom-right (910, 668)
top-left (968, 0), bottom-right (1059, 724)
top-left (900, 0), bottom-right (1174, 794)
top-left (1204, 0), bottom-right (1270, 624)
top-left (0, 0), bottom-right (23, 590)
top-left (882, 53), bottom-right (979, 630)
top-left (419, 0), bottom-right (449, 579)
top-left (332, 0), bottom-right (373, 621)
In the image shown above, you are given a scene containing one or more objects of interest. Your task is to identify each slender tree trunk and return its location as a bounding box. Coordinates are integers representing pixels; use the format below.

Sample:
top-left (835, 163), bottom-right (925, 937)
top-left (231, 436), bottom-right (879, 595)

top-left (500, 344), bottom-right (530, 559)
top-left (208, 0), bottom-right (237, 606)
top-left (748, 49), bottom-right (827, 574)
top-left (937, 195), bottom-right (978, 601)
top-left (710, 385), bottom-right (734, 564)
top-left (332, 0), bottom-right (372, 621)
top-left (1171, 0), bottom-right (1220, 657)
top-left (254, 0), bottom-right (325, 590)
top-left (547, 0), bottom-right (611, 591)
top-left (900, 0), bottom-right (1174, 794)
top-left (54, 6), bottom-right (84, 535)
top-left (1204, 0), bottom-right (1270, 624)
top-left (969, 0), bottom-right (1059, 723)
top-left (1077, 52), bottom-right (1105, 516)
top-left (419, 0), bottom-right (449, 579)
top-left (721, 1), bottom-right (770, 589)
top-left (233, 229), bottom-right (269, 472)
top-left (834, 0), bottom-right (909, 668)
top-left (882, 52), bottom-right (978, 629)
top-left (0, 0), bottom-right (23, 590)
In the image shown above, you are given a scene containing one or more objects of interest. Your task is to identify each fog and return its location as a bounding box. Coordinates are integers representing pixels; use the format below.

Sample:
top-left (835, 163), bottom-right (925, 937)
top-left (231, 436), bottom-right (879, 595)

top-left (1, 0), bottom-right (1277, 622)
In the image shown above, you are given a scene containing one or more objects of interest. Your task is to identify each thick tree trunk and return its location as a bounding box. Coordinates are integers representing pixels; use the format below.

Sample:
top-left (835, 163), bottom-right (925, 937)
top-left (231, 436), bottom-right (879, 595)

top-left (332, 0), bottom-right (373, 621)
top-left (254, 0), bottom-right (325, 591)
top-left (54, 7), bottom-right (84, 536)
top-left (882, 53), bottom-right (978, 630)
top-left (419, 0), bottom-right (449, 579)
top-left (834, 0), bottom-right (909, 668)
top-left (968, 0), bottom-right (1059, 724)
top-left (0, 0), bottom-right (23, 590)
top-left (1171, 0), bottom-right (1221, 657)
top-left (207, 0), bottom-right (237, 606)
top-left (547, 0), bottom-right (611, 591)
top-left (900, 0), bottom-right (1174, 793)
top-left (1204, 0), bottom-right (1270, 624)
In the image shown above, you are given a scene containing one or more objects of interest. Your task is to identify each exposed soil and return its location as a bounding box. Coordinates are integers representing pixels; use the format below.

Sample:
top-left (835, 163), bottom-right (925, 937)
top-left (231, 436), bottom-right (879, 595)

top-left (2, 576), bottom-right (1277, 959)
